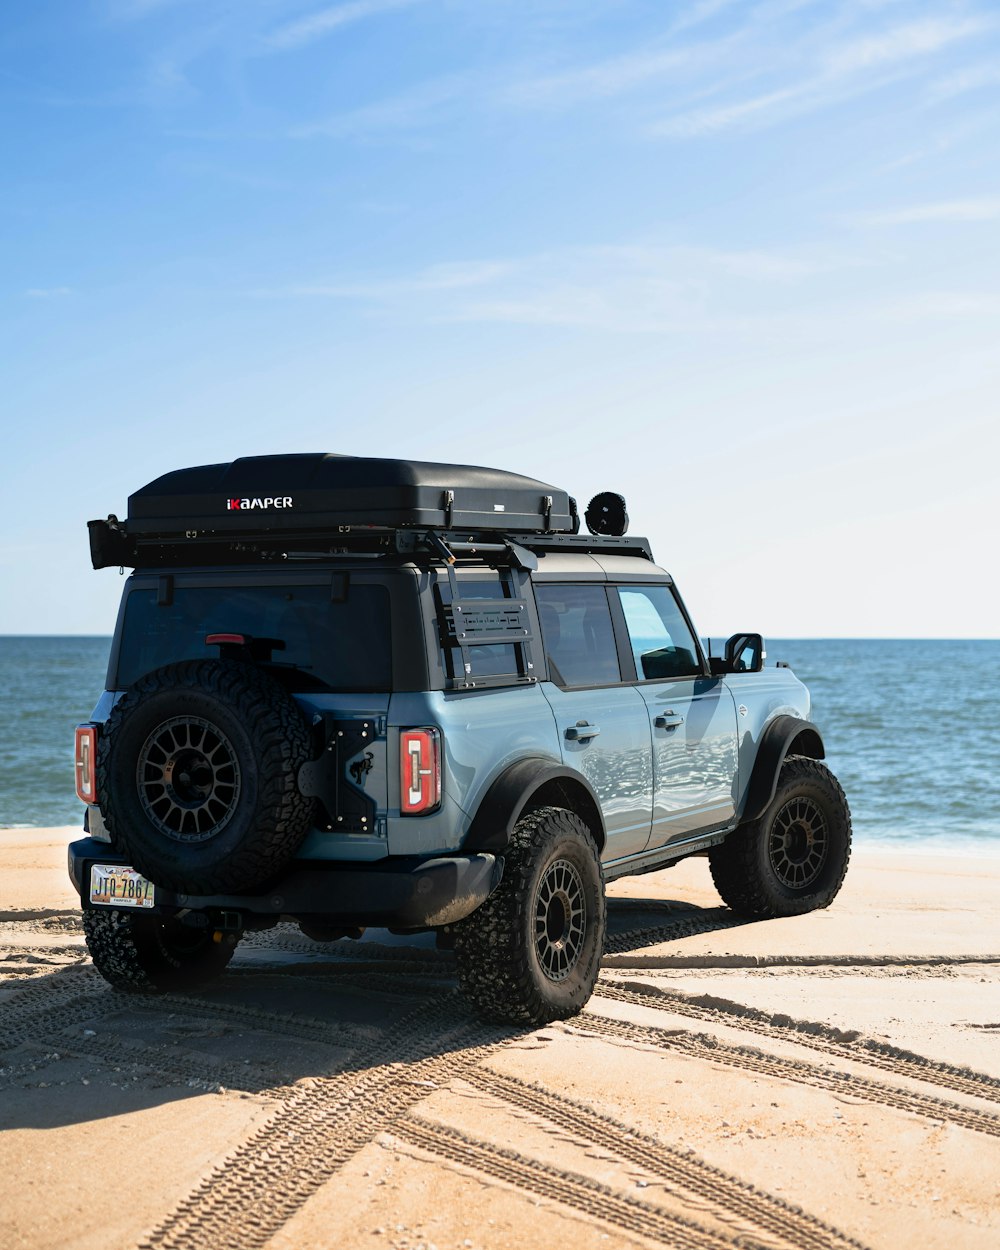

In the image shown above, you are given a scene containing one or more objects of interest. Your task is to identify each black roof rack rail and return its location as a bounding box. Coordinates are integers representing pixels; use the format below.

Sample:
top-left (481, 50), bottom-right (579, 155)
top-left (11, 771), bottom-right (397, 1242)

top-left (89, 521), bottom-right (654, 571)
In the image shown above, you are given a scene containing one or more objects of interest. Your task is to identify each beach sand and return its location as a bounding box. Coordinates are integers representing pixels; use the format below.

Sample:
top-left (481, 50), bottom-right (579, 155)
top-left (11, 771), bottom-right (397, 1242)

top-left (2, 827), bottom-right (998, 1250)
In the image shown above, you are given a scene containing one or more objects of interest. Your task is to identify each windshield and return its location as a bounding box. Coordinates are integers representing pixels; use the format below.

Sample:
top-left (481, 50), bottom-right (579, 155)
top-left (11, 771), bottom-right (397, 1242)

top-left (115, 582), bottom-right (391, 692)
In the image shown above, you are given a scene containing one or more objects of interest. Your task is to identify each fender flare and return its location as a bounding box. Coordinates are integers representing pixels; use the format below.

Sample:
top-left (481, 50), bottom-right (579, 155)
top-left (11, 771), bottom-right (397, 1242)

top-left (462, 758), bottom-right (607, 854)
top-left (739, 715), bottom-right (825, 823)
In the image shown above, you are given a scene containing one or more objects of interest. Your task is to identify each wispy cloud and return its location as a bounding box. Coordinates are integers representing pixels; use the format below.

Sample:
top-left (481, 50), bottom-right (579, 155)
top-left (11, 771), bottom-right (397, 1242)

top-left (254, 233), bottom-right (999, 340)
top-left (504, 46), bottom-right (697, 108)
top-left (504, 0), bottom-right (748, 108)
top-left (264, 0), bottom-right (422, 52)
top-left (871, 291), bottom-right (1000, 321)
top-left (292, 74), bottom-right (469, 138)
top-left (927, 61), bottom-right (1000, 102)
top-left (284, 5), bottom-right (999, 148)
top-left (852, 196), bottom-right (1000, 225)
top-left (257, 242), bottom-right (835, 335)
top-left (654, 83), bottom-right (807, 137)
top-left (278, 260), bottom-right (514, 298)
top-left (651, 14), bottom-right (993, 137)
top-left (823, 17), bottom-right (987, 76)
top-left (105, 0), bottom-right (201, 20)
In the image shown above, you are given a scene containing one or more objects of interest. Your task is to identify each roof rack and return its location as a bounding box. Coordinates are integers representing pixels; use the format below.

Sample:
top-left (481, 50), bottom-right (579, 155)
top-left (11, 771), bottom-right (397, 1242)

top-left (86, 453), bottom-right (654, 570)
top-left (88, 520), bottom-right (654, 570)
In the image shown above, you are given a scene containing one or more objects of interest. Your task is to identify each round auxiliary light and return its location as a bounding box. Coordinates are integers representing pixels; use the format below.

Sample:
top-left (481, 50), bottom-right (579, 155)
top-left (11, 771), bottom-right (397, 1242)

top-left (584, 492), bottom-right (629, 537)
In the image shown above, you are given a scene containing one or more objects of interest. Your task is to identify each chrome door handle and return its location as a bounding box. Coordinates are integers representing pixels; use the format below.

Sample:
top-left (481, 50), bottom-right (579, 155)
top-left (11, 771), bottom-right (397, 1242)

top-left (565, 721), bottom-right (601, 741)
top-left (655, 713), bottom-right (685, 730)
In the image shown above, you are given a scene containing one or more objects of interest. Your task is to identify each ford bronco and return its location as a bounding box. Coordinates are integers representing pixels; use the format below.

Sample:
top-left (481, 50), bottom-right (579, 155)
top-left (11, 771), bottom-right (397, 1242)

top-left (70, 455), bottom-right (851, 1024)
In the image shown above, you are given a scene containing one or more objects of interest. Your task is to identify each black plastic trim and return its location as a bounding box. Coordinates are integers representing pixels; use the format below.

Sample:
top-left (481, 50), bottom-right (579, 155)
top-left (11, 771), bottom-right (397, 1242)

top-left (603, 828), bottom-right (732, 880)
top-left (462, 759), bottom-right (607, 853)
top-left (738, 716), bottom-right (826, 823)
top-left (68, 838), bottom-right (501, 929)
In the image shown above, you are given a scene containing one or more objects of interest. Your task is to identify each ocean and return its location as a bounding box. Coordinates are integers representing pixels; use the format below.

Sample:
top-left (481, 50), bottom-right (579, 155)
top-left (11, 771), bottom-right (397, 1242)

top-left (0, 636), bottom-right (997, 854)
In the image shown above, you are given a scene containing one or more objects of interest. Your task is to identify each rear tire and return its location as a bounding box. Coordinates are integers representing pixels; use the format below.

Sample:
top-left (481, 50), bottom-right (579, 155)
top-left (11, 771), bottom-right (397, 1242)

top-left (709, 755), bottom-right (851, 919)
top-left (83, 909), bottom-right (237, 993)
top-left (454, 806), bottom-right (605, 1025)
top-left (98, 660), bottom-right (314, 894)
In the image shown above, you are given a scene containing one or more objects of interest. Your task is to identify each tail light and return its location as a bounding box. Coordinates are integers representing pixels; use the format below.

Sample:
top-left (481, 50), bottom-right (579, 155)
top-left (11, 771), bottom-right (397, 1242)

top-left (75, 725), bottom-right (98, 805)
top-left (400, 728), bottom-right (441, 815)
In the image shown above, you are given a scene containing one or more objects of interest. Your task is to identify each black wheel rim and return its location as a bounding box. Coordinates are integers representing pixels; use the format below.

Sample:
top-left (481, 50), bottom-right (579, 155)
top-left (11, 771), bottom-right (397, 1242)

top-left (136, 715), bottom-right (241, 843)
top-left (768, 795), bottom-right (828, 889)
top-left (534, 857), bottom-right (586, 982)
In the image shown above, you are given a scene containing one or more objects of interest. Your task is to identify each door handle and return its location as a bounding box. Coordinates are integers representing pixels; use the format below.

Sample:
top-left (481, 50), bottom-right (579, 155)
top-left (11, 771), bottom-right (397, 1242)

top-left (565, 721), bottom-right (601, 741)
top-left (655, 713), bottom-right (685, 730)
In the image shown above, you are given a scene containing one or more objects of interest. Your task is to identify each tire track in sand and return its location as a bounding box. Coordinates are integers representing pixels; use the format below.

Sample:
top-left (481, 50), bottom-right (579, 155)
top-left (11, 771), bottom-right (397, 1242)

top-left (572, 1014), bottom-right (1000, 1139)
top-left (394, 1115), bottom-right (776, 1250)
top-left (140, 994), bottom-right (513, 1250)
top-left (597, 981), bottom-right (1000, 1104)
top-left (140, 992), bottom-right (810, 1250)
top-left (464, 1068), bottom-right (867, 1250)
top-left (0, 966), bottom-right (114, 1049)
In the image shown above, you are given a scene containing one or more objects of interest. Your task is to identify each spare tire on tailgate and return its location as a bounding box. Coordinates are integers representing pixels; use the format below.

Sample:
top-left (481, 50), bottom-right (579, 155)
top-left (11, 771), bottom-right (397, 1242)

top-left (98, 660), bottom-right (314, 895)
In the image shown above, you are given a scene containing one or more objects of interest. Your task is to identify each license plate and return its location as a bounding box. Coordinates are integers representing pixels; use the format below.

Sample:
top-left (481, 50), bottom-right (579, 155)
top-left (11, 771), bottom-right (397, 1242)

top-left (89, 864), bottom-right (156, 909)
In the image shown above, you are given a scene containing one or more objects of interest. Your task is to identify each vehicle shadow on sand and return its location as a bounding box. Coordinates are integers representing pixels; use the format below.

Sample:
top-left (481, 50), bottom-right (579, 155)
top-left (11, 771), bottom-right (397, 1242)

top-left (0, 896), bottom-right (751, 1131)
top-left (0, 949), bottom-right (501, 1132)
top-left (603, 895), bottom-right (752, 954)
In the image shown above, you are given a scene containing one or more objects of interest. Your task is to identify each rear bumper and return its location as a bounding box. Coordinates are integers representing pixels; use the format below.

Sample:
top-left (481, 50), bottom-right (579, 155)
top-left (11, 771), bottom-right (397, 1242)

top-left (67, 837), bottom-right (502, 929)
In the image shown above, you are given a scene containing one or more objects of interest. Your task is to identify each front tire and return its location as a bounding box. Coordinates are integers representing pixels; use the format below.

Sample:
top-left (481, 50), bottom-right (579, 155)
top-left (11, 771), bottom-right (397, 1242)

top-left (709, 756), bottom-right (852, 919)
top-left (83, 909), bottom-right (238, 993)
top-left (454, 806), bottom-right (605, 1025)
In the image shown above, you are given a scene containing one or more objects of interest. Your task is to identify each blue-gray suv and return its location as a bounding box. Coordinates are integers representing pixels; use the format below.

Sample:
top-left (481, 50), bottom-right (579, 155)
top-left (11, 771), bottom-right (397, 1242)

top-left (70, 454), bottom-right (851, 1024)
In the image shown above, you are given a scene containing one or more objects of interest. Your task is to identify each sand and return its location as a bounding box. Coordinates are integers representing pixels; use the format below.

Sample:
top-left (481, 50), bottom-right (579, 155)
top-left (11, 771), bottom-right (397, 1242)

top-left (2, 827), bottom-right (998, 1250)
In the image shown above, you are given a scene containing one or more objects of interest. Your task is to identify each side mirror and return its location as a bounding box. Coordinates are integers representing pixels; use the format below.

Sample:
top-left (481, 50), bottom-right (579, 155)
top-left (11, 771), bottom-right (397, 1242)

top-left (723, 632), bottom-right (765, 673)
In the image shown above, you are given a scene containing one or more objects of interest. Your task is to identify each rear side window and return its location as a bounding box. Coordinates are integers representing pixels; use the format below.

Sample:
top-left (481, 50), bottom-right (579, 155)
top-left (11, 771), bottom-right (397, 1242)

top-left (535, 584), bottom-right (621, 687)
top-left (435, 569), bottom-right (531, 686)
top-left (115, 583), bottom-right (391, 691)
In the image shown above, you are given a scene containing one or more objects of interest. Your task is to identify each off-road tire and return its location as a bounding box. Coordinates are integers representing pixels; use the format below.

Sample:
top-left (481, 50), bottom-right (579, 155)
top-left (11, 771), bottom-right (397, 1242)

top-left (83, 908), bottom-right (237, 993)
top-left (98, 660), bottom-right (313, 895)
top-left (453, 806), bottom-right (605, 1025)
top-left (709, 755), bottom-right (851, 919)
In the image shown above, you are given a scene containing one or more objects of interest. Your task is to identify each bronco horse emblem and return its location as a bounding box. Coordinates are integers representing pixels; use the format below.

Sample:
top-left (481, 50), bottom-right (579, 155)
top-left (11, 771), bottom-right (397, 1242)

top-left (349, 751), bottom-right (375, 786)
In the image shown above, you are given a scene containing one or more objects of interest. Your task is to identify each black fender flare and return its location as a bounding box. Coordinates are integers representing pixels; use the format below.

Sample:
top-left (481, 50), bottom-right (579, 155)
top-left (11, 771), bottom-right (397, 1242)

top-left (462, 758), bottom-right (607, 854)
top-left (739, 715), bottom-right (825, 823)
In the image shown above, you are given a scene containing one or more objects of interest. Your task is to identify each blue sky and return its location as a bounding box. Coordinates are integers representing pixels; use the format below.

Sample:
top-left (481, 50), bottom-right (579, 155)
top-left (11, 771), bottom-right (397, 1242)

top-left (3, 0), bottom-right (998, 637)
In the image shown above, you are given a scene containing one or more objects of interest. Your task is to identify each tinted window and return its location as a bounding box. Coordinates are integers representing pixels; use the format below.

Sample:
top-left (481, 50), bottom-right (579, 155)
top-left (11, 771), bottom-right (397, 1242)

top-left (116, 583), bottom-right (391, 691)
top-left (535, 584), bottom-right (621, 687)
top-left (618, 585), bottom-right (701, 680)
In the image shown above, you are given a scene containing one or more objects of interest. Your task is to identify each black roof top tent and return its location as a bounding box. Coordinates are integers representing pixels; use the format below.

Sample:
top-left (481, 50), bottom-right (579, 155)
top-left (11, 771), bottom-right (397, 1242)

top-left (127, 453), bottom-right (577, 535)
top-left (88, 453), bottom-right (652, 569)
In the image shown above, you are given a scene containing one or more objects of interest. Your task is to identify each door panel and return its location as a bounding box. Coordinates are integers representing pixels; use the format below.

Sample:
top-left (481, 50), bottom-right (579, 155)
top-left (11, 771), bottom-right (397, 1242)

top-left (641, 678), bottom-right (738, 846)
top-left (534, 582), bottom-right (654, 862)
top-left (541, 683), bottom-right (654, 860)
top-left (614, 583), bottom-right (738, 848)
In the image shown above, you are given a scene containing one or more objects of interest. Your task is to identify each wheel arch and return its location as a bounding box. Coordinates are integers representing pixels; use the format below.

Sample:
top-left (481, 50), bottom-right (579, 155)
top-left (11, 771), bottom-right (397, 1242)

top-left (462, 758), bottom-right (606, 854)
top-left (739, 715), bottom-right (825, 824)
